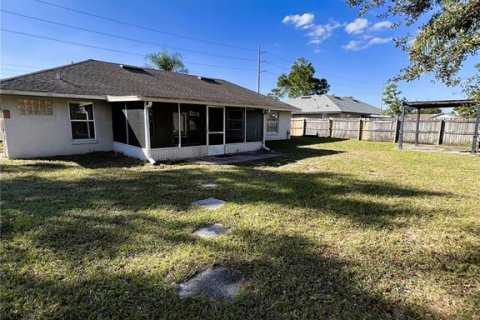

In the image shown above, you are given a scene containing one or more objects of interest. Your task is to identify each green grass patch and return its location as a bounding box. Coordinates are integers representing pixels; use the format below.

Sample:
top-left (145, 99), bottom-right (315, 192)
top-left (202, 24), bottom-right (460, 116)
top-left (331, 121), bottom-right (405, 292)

top-left (1, 137), bottom-right (479, 319)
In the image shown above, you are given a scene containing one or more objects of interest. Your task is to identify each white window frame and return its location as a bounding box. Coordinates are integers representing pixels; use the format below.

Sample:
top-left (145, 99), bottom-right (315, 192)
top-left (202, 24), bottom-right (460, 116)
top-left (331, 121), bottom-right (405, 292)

top-left (267, 111), bottom-right (279, 134)
top-left (69, 101), bottom-right (97, 142)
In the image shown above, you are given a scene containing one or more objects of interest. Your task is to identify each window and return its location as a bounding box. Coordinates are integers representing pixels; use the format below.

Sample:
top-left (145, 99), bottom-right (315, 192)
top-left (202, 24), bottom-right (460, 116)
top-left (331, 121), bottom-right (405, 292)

top-left (69, 102), bottom-right (95, 140)
top-left (267, 111), bottom-right (279, 134)
top-left (17, 99), bottom-right (53, 115)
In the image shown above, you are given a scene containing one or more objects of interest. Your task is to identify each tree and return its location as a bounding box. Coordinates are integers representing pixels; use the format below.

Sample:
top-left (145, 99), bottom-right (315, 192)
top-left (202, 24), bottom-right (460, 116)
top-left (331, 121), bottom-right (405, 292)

top-left (455, 104), bottom-right (478, 118)
top-left (267, 88), bottom-right (282, 100)
top-left (269, 58), bottom-right (330, 98)
top-left (418, 107), bottom-right (442, 115)
top-left (382, 83), bottom-right (407, 116)
top-left (345, 0), bottom-right (480, 86)
top-left (455, 63), bottom-right (480, 118)
top-left (147, 49), bottom-right (189, 73)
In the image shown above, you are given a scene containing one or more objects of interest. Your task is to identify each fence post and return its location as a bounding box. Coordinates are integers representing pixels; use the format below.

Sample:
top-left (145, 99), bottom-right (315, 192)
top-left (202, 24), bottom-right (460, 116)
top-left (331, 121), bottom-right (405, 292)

top-left (437, 120), bottom-right (445, 145)
top-left (393, 119), bottom-right (399, 142)
top-left (328, 118), bottom-right (333, 138)
top-left (358, 118), bottom-right (363, 140)
top-left (303, 118), bottom-right (306, 136)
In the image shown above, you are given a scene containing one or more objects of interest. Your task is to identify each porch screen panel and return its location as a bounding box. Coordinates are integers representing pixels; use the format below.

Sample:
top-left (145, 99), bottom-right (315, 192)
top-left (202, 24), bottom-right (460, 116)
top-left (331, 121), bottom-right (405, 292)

top-left (111, 102), bottom-right (127, 143)
top-left (246, 109), bottom-right (263, 142)
top-left (150, 103), bottom-right (177, 148)
top-left (180, 104), bottom-right (206, 146)
top-left (126, 101), bottom-right (145, 148)
top-left (226, 107), bottom-right (244, 143)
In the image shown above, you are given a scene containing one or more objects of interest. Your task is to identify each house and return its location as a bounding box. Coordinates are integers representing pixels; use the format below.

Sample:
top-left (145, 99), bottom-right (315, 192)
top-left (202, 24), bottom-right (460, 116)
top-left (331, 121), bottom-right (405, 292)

top-left (427, 113), bottom-right (461, 120)
top-left (288, 94), bottom-right (382, 119)
top-left (0, 60), bottom-right (299, 161)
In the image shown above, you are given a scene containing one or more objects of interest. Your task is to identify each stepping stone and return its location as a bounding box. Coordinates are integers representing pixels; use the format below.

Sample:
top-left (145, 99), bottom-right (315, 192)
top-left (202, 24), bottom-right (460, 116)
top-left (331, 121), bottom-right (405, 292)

top-left (192, 197), bottom-right (226, 211)
top-left (200, 183), bottom-right (219, 189)
top-left (192, 223), bottom-right (229, 239)
top-left (178, 267), bottom-right (242, 302)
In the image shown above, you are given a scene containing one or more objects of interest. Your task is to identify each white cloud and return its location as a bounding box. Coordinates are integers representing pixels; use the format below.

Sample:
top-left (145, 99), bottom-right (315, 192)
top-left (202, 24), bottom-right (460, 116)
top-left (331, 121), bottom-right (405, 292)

top-left (343, 40), bottom-right (363, 51)
top-left (343, 37), bottom-right (392, 51)
top-left (368, 37), bottom-right (392, 45)
top-left (283, 13), bottom-right (342, 46)
top-left (307, 22), bottom-right (342, 44)
top-left (370, 21), bottom-right (393, 31)
top-left (345, 18), bottom-right (369, 34)
top-left (282, 13), bottom-right (315, 29)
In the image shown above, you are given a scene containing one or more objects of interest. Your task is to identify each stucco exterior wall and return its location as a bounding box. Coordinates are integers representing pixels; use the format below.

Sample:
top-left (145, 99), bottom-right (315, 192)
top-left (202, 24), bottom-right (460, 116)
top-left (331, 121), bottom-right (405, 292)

top-left (265, 111), bottom-right (291, 141)
top-left (1, 95), bottom-right (113, 158)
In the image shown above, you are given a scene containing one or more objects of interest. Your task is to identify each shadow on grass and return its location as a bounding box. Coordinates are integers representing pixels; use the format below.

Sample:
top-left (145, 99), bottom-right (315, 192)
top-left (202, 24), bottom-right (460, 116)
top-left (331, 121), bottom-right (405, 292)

top-left (1, 151), bottom-right (465, 319)
top-left (267, 136), bottom-right (348, 150)
top-left (2, 226), bottom-right (440, 319)
top-left (1, 166), bottom-right (445, 233)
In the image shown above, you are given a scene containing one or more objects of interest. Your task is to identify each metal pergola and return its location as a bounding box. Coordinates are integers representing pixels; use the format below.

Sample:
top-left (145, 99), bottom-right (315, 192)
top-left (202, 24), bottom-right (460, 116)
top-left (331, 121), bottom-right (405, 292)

top-left (398, 99), bottom-right (480, 154)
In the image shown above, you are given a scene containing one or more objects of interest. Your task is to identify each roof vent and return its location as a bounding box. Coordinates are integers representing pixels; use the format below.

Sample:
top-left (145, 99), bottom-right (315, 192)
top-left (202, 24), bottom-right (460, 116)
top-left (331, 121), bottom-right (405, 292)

top-left (300, 96), bottom-right (311, 99)
top-left (197, 76), bottom-right (220, 85)
top-left (120, 64), bottom-right (144, 70)
top-left (120, 64), bottom-right (150, 74)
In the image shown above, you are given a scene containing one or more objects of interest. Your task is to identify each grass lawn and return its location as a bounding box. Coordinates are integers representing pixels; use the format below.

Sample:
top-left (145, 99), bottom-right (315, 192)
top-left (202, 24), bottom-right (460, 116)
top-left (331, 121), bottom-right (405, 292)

top-left (1, 137), bottom-right (479, 319)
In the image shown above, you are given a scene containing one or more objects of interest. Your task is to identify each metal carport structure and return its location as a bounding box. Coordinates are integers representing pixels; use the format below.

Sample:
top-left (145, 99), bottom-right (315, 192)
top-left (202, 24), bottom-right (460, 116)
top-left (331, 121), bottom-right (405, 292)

top-left (398, 99), bottom-right (480, 154)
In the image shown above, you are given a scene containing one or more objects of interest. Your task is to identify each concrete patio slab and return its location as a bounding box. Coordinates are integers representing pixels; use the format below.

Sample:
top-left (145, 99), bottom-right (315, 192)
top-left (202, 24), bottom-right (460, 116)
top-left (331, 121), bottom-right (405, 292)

top-left (195, 151), bottom-right (282, 165)
top-left (178, 267), bottom-right (242, 302)
top-left (192, 197), bottom-right (226, 210)
top-left (192, 223), bottom-right (229, 239)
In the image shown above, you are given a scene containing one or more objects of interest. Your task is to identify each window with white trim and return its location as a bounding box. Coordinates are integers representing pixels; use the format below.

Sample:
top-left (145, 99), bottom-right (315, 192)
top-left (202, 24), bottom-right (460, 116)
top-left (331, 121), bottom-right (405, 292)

top-left (69, 102), bottom-right (95, 140)
top-left (267, 111), bottom-right (279, 134)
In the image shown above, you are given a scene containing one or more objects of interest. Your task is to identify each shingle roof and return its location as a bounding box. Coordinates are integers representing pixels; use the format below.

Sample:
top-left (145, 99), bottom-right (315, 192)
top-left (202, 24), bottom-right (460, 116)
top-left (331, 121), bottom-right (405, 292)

top-left (288, 94), bottom-right (381, 115)
top-left (0, 59), bottom-right (298, 111)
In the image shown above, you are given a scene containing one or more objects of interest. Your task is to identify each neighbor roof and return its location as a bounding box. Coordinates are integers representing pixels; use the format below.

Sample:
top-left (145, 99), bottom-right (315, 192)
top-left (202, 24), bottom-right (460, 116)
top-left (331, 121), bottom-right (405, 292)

top-left (0, 60), bottom-right (298, 111)
top-left (288, 94), bottom-right (381, 115)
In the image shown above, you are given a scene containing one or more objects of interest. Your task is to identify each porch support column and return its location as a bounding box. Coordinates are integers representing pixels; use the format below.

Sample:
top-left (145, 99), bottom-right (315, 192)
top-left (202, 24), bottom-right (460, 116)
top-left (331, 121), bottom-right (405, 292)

top-left (223, 107), bottom-right (226, 145)
top-left (244, 107), bottom-right (247, 143)
top-left (471, 105), bottom-right (480, 154)
top-left (415, 107), bottom-right (421, 146)
top-left (262, 109), bottom-right (268, 149)
top-left (144, 101), bottom-right (155, 164)
top-left (398, 102), bottom-right (406, 150)
top-left (206, 106), bottom-right (209, 146)
top-left (178, 103), bottom-right (181, 148)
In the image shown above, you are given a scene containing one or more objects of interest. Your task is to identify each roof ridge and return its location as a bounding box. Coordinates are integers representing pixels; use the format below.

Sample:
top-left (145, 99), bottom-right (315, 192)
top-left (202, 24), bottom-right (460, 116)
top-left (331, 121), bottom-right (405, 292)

top-left (87, 59), bottom-right (224, 81)
top-left (0, 59), bottom-right (94, 82)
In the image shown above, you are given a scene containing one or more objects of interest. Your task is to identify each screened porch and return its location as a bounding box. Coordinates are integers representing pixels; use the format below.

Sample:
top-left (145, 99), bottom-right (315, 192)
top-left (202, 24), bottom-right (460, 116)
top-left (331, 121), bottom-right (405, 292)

top-left (111, 101), bottom-right (267, 161)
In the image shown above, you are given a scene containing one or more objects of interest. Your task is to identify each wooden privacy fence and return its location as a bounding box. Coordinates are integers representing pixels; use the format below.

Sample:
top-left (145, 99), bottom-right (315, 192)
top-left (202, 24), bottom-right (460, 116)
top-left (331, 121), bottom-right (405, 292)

top-left (291, 118), bottom-right (479, 146)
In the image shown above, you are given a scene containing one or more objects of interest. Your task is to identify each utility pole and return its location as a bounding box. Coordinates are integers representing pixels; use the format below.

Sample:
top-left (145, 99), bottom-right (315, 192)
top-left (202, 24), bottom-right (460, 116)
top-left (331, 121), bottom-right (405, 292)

top-left (380, 80), bottom-right (385, 110)
top-left (257, 46), bottom-right (261, 93)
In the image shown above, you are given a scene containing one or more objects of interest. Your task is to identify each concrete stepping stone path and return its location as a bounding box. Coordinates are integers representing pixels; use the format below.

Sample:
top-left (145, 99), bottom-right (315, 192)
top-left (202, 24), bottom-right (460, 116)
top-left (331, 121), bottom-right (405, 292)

top-left (192, 197), bottom-right (226, 211)
top-left (178, 267), bottom-right (242, 302)
top-left (200, 183), bottom-right (219, 189)
top-left (192, 223), bottom-right (229, 239)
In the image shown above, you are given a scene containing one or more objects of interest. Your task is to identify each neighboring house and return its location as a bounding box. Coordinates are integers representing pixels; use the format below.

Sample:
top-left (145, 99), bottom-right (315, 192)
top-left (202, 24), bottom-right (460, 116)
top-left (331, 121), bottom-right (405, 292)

top-left (0, 60), bottom-right (298, 161)
top-left (427, 113), bottom-right (461, 120)
top-left (402, 113), bottom-right (461, 120)
top-left (288, 94), bottom-right (382, 118)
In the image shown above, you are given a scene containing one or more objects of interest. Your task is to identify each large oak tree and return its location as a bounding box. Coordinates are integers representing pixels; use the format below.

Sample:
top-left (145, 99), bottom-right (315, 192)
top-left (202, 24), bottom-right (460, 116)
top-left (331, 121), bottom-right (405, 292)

top-left (346, 0), bottom-right (479, 87)
top-left (269, 58), bottom-right (330, 99)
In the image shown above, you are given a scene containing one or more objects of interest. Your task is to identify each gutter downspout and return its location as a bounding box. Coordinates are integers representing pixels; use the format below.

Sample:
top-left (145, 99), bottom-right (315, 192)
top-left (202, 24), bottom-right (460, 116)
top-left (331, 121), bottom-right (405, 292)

top-left (144, 101), bottom-right (156, 164)
top-left (262, 109), bottom-right (270, 151)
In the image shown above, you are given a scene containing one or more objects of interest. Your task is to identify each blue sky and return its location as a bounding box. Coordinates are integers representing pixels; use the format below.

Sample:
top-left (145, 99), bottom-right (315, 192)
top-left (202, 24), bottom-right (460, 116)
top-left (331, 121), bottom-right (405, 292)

top-left (1, 0), bottom-right (477, 107)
